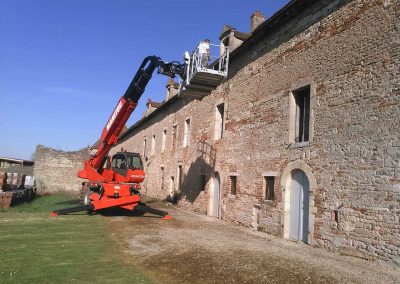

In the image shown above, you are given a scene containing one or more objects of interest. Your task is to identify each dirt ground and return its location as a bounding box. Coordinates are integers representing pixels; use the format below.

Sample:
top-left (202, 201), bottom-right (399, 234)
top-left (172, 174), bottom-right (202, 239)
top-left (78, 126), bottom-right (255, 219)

top-left (106, 198), bottom-right (400, 284)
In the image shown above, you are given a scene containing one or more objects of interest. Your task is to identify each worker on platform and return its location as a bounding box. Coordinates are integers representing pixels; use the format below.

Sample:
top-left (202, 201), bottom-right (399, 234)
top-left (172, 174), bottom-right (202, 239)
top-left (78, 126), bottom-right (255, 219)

top-left (197, 39), bottom-right (210, 68)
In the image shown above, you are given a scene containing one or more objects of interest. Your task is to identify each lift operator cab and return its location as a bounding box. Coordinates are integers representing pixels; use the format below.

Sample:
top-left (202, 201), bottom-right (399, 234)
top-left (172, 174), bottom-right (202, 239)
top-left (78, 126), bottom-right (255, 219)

top-left (108, 152), bottom-right (144, 184)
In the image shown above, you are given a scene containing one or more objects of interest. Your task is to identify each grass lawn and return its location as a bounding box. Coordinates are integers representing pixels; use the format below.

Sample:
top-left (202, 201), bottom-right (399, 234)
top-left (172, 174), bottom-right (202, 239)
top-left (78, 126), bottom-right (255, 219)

top-left (0, 193), bottom-right (152, 283)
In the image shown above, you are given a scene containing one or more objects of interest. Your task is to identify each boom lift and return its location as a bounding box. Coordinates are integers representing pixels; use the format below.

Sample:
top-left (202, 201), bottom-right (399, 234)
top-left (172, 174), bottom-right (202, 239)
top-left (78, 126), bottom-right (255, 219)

top-left (51, 56), bottom-right (185, 218)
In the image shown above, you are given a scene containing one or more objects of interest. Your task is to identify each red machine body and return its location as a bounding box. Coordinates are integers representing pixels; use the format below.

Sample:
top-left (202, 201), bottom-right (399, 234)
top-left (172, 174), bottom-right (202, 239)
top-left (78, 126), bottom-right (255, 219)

top-left (52, 56), bottom-right (185, 218)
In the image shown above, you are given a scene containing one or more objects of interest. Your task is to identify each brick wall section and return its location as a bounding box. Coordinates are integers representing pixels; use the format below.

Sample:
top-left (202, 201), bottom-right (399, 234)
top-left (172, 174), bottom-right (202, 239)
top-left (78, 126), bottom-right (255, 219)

top-left (114, 0), bottom-right (399, 263)
top-left (34, 145), bottom-right (90, 193)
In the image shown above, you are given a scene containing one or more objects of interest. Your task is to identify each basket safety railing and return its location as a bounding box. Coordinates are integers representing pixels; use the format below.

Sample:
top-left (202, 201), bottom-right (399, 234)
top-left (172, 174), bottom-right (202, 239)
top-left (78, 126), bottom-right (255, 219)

top-left (184, 41), bottom-right (230, 86)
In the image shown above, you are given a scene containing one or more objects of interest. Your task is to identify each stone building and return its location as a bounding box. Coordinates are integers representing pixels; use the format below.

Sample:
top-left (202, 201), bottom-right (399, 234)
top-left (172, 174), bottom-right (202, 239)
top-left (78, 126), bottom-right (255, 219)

top-left (113, 0), bottom-right (399, 263)
top-left (0, 156), bottom-right (34, 175)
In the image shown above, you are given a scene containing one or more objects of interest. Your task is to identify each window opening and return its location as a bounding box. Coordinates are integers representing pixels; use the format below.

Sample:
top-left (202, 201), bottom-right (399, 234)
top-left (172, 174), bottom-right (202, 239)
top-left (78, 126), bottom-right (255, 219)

top-left (160, 166), bottom-right (165, 191)
top-left (293, 86), bottom-right (310, 143)
top-left (265, 176), bottom-right (275, 201)
top-left (170, 176), bottom-right (175, 196)
top-left (172, 125), bottom-right (177, 149)
top-left (143, 138), bottom-right (147, 156)
top-left (151, 135), bottom-right (156, 154)
top-left (162, 129), bottom-right (167, 153)
top-left (177, 165), bottom-right (183, 192)
top-left (230, 176), bottom-right (237, 195)
top-left (183, 119), bottom-right (191, 147)
top-left (215, 103), bottom-right (225, 140)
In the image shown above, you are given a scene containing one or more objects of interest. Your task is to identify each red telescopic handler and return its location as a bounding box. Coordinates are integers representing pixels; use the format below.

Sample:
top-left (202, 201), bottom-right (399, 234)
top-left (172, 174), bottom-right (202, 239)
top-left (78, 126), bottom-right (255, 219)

top-left (51, 56), bottom-right (186, 219)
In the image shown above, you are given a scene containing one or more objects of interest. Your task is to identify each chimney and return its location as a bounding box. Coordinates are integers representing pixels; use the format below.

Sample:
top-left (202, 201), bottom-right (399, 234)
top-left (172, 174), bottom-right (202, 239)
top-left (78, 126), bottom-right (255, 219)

top-left (250, 11), bottom-right (265, 33)
top-left (165, 78), bottom-right (179, 100)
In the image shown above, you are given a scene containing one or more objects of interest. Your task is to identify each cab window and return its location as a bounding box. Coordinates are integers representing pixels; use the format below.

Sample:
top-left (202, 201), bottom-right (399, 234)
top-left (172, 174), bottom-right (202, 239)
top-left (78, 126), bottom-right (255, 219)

top-left (128, 155), bottom-right (143, 170)
top-left (112, 154), bottom-right (127, 169)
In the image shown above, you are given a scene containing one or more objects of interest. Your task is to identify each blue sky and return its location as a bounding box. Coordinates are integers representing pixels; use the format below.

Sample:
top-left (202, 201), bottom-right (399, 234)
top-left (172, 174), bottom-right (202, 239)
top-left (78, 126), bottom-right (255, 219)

top-left (0, 0), bottom-right (290, 160)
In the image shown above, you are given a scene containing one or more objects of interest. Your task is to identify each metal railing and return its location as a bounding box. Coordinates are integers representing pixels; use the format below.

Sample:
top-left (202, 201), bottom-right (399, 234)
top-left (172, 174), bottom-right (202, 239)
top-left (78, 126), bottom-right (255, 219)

top-left (184, 41), bottom-right (230, 86)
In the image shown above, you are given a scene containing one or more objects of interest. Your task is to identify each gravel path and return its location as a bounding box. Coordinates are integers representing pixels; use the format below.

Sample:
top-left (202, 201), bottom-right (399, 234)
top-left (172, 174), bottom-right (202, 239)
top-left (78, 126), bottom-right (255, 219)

top-left (106, 199), bottom-right (400, 284)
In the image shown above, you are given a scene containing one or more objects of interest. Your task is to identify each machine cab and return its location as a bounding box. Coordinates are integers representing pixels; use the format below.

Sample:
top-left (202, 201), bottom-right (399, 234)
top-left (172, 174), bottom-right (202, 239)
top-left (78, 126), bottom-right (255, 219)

top-left (111, 152), bottom-right (145, 183)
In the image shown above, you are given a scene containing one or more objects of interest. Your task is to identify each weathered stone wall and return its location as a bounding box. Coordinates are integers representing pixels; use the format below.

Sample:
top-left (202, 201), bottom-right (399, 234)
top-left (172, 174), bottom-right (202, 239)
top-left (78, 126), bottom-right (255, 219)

top-left (114, 0), bottom-right (399, 263)
top-left (34, 145), bottom-right (90, 193)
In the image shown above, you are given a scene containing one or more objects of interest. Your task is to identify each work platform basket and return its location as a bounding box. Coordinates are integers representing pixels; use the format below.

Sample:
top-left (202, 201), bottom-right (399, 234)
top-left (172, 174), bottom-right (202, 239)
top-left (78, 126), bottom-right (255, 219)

top-left (179, 41), bottom-right (229, 99)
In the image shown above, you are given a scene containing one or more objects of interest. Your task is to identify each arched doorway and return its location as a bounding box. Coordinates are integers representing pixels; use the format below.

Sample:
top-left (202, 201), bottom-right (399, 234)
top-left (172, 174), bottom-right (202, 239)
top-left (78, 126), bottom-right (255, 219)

top-left (289, 169), bottom-right (310, 243)
top-left (208, 171), bottom-right (220, 218)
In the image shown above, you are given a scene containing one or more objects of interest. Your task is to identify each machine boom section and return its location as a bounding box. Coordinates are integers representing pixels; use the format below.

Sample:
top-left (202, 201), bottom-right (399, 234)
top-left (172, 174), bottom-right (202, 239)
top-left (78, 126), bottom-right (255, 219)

top-left (90, 97), bottom-right (136, 170)
top-left (79, 55), bottom-right (185, 177)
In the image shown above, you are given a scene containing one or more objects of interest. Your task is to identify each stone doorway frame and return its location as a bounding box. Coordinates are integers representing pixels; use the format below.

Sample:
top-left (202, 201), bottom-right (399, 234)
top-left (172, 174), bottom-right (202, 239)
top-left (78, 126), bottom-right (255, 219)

top-left (281, 160), bottom-right (317, 244)
top-left (208, 170), bottom-right (222, 219)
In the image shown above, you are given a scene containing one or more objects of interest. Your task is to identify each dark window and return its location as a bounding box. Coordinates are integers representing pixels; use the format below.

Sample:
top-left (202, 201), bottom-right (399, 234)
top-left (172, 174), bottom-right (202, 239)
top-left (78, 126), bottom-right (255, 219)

top-left (230, 176), bottom-right (237, 195)
top-left (293, 86), bottom-right (310, 142)
top-left (127, 155), bottom-right (143, 170)
top-left (112, 154), bottom-right (143, 171)
top-left (265, 176), bottom-right (275, 201)
top-left (160, 167), bottom-right (165, 191)
top-left (332, 210), bottom-right (339, 223)
top-left (112, 154), bottom-right (126, 169)
top-left (216, 103), bottom-right (225, 139)
top-left (172, 125), bottom-right (177, 149)
top-left (200, 175), bottom-right (206, 191)
top-left (170, 176), bottom-right (175, 192)
top-left (178, 165), bottom-right (183, 192)
top-left (111, 154), bottom-right (128, 176)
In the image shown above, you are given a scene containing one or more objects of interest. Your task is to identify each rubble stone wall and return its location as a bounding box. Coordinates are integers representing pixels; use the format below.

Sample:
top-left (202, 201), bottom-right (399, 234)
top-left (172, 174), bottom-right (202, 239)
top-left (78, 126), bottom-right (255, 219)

top-left (114, 0), bottom-right (399, 263)
top-left (33, 145), bottom-right (90, 193)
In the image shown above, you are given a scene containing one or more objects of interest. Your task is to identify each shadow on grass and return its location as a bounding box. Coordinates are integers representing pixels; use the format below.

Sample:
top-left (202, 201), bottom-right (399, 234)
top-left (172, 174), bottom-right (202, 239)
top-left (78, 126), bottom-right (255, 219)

top-left (1, 192), bottom-right (81, 213)
top-left (97, 207), bottom-right (164, 219)
top-left (51, 198), bottom-right (168, 219)
top-left (54, 199), bottom-right (81, 205)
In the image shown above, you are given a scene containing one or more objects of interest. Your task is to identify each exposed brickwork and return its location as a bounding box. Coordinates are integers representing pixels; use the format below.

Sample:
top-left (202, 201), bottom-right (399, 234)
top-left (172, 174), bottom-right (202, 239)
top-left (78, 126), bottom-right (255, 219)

top-left (34, 145), bottom-right (90, 193)
top-left (114, 0), bottom-right (399, 263)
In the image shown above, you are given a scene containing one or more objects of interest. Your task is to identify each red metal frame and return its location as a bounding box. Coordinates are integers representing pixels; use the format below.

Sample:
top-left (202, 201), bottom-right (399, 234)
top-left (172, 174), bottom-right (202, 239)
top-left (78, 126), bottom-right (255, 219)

top-left (89, 192), bottom-right (140, 211)
top-left (78, 98), bottom-right (137, 181)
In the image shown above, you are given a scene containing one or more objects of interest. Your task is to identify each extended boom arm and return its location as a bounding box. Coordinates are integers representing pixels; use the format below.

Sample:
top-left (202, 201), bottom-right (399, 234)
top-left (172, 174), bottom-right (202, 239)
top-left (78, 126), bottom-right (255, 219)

top-left (78, 56), bottom-right (185, 180)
